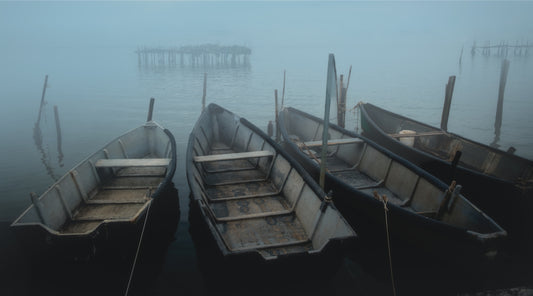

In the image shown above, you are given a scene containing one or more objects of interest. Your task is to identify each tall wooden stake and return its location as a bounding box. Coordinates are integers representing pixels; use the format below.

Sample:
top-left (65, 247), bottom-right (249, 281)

top-left (492, 59), bottom-right (510, 147)
top-left (440, 75), bottom-right (456, 131)
top-left (281, 70), bottom-right (286, 108)
top-left (202, 73), bottom-right (207, 111)
top-left (36, 75), bottom-right (49, 125)
top-left (147, 98), bottom-right (155, 122)
top-left (275, 89), bottom-right (279, 142)
top-left (320, 54), bottom-right (338, 190)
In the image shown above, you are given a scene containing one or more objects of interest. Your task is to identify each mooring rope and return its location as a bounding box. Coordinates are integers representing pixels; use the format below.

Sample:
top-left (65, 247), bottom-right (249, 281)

top-left (373, 191), bottom-right (397, 296)
top-left (124, 199), bottom-right (152, 296)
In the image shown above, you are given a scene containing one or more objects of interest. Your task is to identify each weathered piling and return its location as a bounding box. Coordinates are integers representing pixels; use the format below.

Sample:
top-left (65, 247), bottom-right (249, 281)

top-left (136, 44), bottom-right (251, 67)
top-left (53, 105), bottom-right (64, 166)
top-left (147, 97), bottom-right (155, 122)
top-left (275, 89), bottom-right (280, 142)
top-left (492, 59), bottom-right (510, 147)
top-left (202, 73), bottom-right (207, 112)
top-left (336, 66), bottom-right (351, 128)
top-left (441, 75), bottom-right (456, 131)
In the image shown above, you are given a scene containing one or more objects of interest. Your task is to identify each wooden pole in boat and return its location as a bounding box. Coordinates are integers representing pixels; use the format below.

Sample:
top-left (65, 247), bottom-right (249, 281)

top-left (440, 75), bottom-right (456, 131)
top-left (492, 59), bottom-right (510, 147)
top-left (147, 97), bottom-right (155, 122)
top-left (275, 89), bottom-right (280, 142)
top-left (319, 54), bottom-right (338, 190)
top-left (202, 73), bottom-right (207, 112)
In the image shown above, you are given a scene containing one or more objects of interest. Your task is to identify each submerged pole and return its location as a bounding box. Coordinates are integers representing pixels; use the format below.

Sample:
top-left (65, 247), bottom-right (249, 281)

top-left (147, 97), bottom-right (155, 122)
top-left (440, 75), bottom-right (456, 131)
top-left (492, 59), bottom-right (510, 147)
top-left (319, 54), bottom-right (338, 190)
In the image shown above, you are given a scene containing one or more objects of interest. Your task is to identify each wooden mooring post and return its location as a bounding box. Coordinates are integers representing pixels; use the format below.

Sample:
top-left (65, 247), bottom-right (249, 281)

top-left (202, 73), bottom-right (207, 112)
top-left (441, 75), bottom-right (456, 131)
top-left (336, 66), bottom-right (351, 128)
top-left (491, 59), bottom-right (510, 147)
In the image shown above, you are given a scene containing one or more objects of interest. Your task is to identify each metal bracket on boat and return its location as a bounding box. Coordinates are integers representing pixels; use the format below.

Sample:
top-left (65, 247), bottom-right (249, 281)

top-left (321, 191), bottom-right (333, 212)
top-left (447, 184), bottom-right (462, 211)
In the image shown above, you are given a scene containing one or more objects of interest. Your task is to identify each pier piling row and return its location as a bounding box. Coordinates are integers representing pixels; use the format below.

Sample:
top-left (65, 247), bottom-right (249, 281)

top-left (136, 44), bottom-right (251, 67)
top-left (471, 41), bottom-right (531, 57)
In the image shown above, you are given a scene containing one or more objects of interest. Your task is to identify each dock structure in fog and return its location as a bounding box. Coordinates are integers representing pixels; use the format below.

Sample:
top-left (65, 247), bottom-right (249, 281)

top-left (471, 41), bottom-right (531, 57)
top-left (136, 44), bottom-right (251, 67)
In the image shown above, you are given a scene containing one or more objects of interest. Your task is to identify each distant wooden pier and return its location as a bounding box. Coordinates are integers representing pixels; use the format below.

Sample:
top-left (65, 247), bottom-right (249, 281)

top-left (471, 41), bottom-right (531, 57)
top-left (136, 44), bottom-right (251, 67)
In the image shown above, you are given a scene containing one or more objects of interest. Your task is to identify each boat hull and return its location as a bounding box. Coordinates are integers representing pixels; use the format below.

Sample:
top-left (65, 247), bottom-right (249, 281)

top-left (186, 104), bottom-right (356, 267)
top-left (279, 107), bottom-right (506, 262)
top-left (359, 103), bottom-right (532, 251)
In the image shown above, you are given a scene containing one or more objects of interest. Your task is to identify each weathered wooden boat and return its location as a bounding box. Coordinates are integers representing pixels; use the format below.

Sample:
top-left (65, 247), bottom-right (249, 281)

top-left (359, 102), bottom-right (533, 247)
top-left (186, 103), bottom-right (356, 265)
top-left (279, 107), bottom-right (507, 260)
top-left (11, 107), bottom-right (177, 259)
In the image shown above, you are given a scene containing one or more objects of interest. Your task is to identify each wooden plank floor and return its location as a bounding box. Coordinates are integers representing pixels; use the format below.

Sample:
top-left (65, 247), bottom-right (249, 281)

top-left (60, 164), bottom-right (166, 234)
top-left (201, 142), bottom-right (311, 253)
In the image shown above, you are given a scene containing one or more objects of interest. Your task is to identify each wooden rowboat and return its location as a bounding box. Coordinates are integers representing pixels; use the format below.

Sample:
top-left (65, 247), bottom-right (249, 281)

top-left (359, 102), bottom-right (532, 247)
top-left (186, 103), bottom-right (356, 263)
top-left (279, 107), bottom-right (506, 260)
top-left (11, 105), bottom-right (177, 258)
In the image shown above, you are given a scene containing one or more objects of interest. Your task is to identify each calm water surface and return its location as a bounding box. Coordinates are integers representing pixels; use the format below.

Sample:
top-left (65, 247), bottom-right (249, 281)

top-left (1, 1), bottom-right (532, 295)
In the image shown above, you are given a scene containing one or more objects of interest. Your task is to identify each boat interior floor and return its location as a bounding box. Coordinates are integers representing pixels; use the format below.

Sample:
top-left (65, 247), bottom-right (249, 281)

top-left (60, 156), bottom-right (167, 235)
top-left (198, 142), bottom-right (313, 255)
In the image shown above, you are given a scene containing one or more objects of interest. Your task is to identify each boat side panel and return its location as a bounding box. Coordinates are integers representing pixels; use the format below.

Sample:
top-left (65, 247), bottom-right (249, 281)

top-left (385, 161), bottom-right (419, 202)
top-left (358, 145), bottom-right (390, 182)
top-left (410, 178), bottom-right (442, 212)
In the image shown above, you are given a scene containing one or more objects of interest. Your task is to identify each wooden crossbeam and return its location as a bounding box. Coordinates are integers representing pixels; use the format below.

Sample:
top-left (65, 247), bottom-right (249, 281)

top-left (298, 138), bottom-right (363, 148)
top-left (388, 131), bottom-right (446, 138)
top-left (193, 150), bottom-right (274, 163)
top-left (95, 158), bottom-right (171, 168)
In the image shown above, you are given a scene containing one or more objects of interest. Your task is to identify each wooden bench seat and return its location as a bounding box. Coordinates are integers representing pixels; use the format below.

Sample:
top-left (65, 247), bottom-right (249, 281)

top-left (193, 150), bottom-right (274, 163)
top-left (95, 158), bottom-right (171, 168)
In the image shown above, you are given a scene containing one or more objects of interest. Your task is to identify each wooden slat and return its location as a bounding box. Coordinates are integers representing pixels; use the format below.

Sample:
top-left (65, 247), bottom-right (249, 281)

top-left (95, 158), bottom-right (171, 168)
top-left (193, 150), bottom-right (274, 163)
top-left (299, 138), bottom-right (363, 148)
top-left (388, 131), bottom-right (446, 138)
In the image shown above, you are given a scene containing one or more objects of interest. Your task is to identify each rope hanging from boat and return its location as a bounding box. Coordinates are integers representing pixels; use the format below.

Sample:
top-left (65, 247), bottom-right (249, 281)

top-left (124, 195), bottom-right (153, 296)
top-left (373, 191), bottom-right (397, 296)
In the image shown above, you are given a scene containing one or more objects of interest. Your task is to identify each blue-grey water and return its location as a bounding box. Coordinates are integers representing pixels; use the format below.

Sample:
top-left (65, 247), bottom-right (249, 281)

top-left (1, 1), bottom-right (532, 295)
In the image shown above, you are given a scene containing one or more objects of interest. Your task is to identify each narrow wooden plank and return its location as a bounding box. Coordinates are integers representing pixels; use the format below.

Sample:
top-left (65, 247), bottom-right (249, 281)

top-left (299, 138), bottom-right (363, 148)
top-left (193, 150), bottom-right (273, 163)
top-left (388, 131), bottom-right (446, 138)
top-left (95, 158), bottom-right (171, 168)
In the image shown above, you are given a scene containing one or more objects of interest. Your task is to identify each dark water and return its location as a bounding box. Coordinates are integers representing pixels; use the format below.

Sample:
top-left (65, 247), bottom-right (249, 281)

top-left (1, 1), bottom-right (532, 295)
